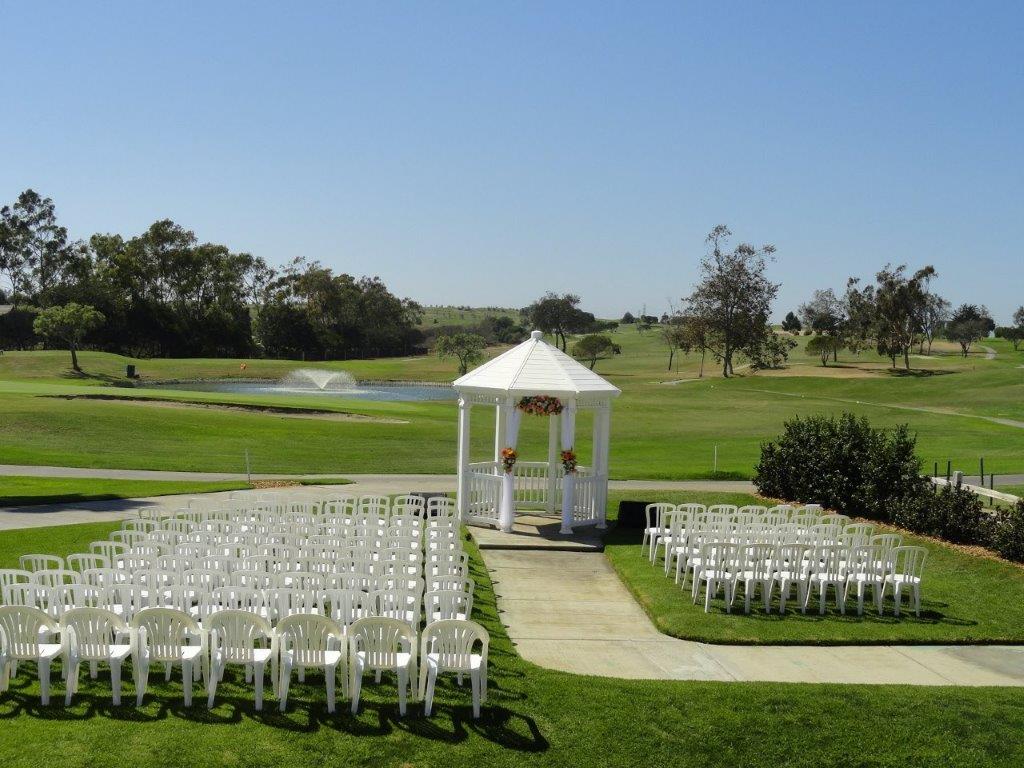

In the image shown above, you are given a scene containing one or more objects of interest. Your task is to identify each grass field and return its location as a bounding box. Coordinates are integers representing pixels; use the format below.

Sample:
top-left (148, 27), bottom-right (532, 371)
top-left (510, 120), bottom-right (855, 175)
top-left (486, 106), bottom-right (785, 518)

top-left (603, 490), bottom-right (1024, 645)
top-left (1, 517), bottom-right (1023, 768)
top-left (0, 476), bottom-right (249, 507)
top-left (0, 325), bottom-right (1021, 480)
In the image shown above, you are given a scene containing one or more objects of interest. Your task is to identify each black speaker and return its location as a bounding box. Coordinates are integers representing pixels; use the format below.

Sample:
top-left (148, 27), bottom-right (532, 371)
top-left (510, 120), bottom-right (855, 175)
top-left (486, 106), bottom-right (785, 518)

top-left (616, 500), bottom-right (654, 528)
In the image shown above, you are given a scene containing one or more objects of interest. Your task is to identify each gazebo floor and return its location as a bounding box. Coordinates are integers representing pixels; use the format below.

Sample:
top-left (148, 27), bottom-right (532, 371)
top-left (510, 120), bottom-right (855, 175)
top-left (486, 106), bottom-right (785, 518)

top-left (469, 514), bottom-right (604, 552)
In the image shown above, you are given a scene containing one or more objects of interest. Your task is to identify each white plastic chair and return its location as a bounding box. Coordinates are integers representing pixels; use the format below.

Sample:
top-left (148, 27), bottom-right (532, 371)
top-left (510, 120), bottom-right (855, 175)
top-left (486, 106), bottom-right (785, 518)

top-left (771, 543), bottom-right (810, 614)
top-left (0, 605), bottom-right (63, 704)
top-left (19, 554), bottom-right (64, 573)
top-left (60, 607), bottom-right (132, 705)
top-left (130, 607), bottom-right (208, 706)
top-left (277, 613), bottom-right (347, 713)
top-left (206, 610), bottom-right (278, 710)
top-left (641, 503), bottom-right (675, 562)
top-left (349, 617), bottom-right (417, 716)
top-left (424, 589), bottom-right (473, 622)
top-left (419, 619), bottom-right (489, 718)
top-left (845, 544), bottom-right (887, 615)
top-left (884, 546), bottom-right (927, 617)
top-left (805, 544), bottom-right (847, 615)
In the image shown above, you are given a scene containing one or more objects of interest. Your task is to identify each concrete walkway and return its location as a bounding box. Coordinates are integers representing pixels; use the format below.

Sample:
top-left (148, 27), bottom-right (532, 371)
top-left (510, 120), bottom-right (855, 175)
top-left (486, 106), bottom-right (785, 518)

top-left (478, 542), bottom-right (1024, 686)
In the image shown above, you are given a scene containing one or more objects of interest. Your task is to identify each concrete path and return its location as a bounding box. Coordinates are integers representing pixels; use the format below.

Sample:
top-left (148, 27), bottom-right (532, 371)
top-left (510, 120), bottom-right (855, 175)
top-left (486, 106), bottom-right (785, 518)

top-left (0, 465), bottom-right (755, 494)
top-left (478, 545), bottom-right (1024, 686)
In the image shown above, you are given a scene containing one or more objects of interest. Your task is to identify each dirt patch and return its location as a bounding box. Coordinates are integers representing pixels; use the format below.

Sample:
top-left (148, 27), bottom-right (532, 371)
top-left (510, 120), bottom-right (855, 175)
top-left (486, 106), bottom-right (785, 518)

top-left (43, 394), bottom-right (408, 424)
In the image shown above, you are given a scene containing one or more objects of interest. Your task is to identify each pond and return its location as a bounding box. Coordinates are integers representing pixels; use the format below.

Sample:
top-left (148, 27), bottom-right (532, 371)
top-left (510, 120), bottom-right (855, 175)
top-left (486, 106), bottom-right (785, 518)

top-left (148, 368), bottom-right (456, 402)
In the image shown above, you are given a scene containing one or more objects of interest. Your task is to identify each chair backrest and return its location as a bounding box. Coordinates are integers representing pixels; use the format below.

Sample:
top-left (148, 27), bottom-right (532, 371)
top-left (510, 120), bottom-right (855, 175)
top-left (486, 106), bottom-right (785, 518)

top-left (426, 575), bottom-right (475, 596)
top-left (90, 541), bottom-right (127, 561)
top-left (66, 553), bottom-right (110, 573)
top-left (0, 569), bottom-right (32, 595)
top-left (645, 503), bottom-right (675, 530)
top-left (209, 586), bottom-right (264, 615)
top-left (2, 583), bottom-right (53, 614)
top-left (266, 588), bottom-right (325, 621)
top-left (891, 546), bottom-right (927, 581)
top-left (809, 544), bottom-right (846, 579)
top-left (0, 605), bottom-right (58, 658)
top-left (82, 568), bottom-right (127, 588)
top-left (847, 545), bottom-right (887, 578)
top-left (231, 569), bottom-right (274, 590)
top-left (103, 583), bottom-right (150, 621)
top-left (741, 544), bottom-right (775, 580)
top-left (324, 588), bottom-right (365, 626)
top-left (773, 543), bottom-right (810, 576)
top-left (131, 607), bottom-right (201, 662)
top-left (52, 584), bottom-right (105, 616)
top-left (33, 568), bottom-right (82, 589)
top-left (206, 609), bottom-right (274, 664)
top-left (348, 616), bottom-right (415, 669)
top-left (19, 554), bottom-right (64, 573)
top-left (424, 589), bottom-right (473, 622)
top-left (371, 588), bottom-right (422, 628)
top-left (60, 607), bottom-right (127, 659)
top-left (870, 534), bottom-right (903, 562)
top-left (421, 619), bottom-right (488, 673)
top-left (277, 613), bottom-right (344, 667)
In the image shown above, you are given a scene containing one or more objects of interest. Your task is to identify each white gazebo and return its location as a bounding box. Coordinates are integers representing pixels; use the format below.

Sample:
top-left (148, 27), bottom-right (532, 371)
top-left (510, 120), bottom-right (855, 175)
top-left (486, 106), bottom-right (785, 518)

top-left (452, 330), bottom-right (621, 534)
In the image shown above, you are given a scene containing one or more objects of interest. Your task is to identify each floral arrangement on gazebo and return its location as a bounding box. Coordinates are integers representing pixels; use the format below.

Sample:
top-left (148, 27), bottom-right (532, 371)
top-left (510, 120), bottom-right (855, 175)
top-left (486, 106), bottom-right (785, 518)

top-left (517, 395), bottom-right (564, 416)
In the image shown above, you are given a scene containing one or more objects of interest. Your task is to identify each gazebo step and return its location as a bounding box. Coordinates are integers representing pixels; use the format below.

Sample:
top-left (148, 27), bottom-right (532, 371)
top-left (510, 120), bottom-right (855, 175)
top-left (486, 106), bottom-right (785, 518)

top-left (469, 515), bottom-right (605, 552)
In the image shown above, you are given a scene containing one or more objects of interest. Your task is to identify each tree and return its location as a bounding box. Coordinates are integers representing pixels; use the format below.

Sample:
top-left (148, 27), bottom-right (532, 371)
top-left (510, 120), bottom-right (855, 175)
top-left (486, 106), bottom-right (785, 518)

top-left (872, 265), bottom-right (933, 369)
top-left (571, 334), bottom-right (620, 370)
top-left (781, 311), bottom-right (802, 333)
top-left (995, 326), bottom-right (1024, 351)
top-left (945, 303), bottom-right (994, 357)
top-left (915, 274), bottom-right (949, 355)
top-left (32, 302), bottom-right (104, 371)
top-left (842, 277), bottom-right (875, 355)
top-left (524, 293), bottom-right (594, 351)
top-left (684, 225), bottom-right (779, 377)
top-left (800, 288), bottom-right (846, 362)
top-left (747, 331), bottom-right (797, 370)
top-left (661, 316), bottom-right (687, 371)
top-left (435, 332), bottom-right (487, 375)
top-left (806, 333), bottom-right (840, 366)
top-left (620, 311), bottom-right (635, 324)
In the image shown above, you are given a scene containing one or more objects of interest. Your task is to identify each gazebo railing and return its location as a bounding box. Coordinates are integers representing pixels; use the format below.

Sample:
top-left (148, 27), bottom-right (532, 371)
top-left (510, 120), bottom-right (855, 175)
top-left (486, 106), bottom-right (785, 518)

top-left (465, 461), bottom-right (600, 526)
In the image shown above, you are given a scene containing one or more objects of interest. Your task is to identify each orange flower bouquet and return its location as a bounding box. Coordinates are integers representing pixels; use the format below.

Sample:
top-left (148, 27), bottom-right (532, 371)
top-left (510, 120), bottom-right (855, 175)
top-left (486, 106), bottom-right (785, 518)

top-left (560, 449), bottom-right (577, 473)
top-left (500, 447), bottom-right (518, 473)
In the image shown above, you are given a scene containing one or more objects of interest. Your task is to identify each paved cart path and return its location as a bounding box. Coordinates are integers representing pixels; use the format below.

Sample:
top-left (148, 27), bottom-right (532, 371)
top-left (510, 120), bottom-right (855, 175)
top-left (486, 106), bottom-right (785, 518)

top-left (477, 545), bottom-right (1024, 686)
top-left (0, 472), bottom-right (754, 530)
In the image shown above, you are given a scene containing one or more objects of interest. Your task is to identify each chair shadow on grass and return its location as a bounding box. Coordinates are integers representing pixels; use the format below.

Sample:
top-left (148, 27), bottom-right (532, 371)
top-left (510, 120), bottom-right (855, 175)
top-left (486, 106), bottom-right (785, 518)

top-left (0, 666), bottom-right (548, 754)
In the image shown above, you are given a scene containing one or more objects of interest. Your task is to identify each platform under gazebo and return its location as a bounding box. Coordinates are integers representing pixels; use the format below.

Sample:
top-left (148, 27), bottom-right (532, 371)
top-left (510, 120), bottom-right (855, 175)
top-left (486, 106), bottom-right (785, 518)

top-left (452, 330), bottom-right (620, 534)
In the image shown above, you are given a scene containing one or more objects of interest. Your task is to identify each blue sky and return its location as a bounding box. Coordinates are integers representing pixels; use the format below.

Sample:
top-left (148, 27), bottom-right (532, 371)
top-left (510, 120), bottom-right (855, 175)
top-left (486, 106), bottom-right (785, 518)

top-left (2, 2), bottom-right (1021, 321)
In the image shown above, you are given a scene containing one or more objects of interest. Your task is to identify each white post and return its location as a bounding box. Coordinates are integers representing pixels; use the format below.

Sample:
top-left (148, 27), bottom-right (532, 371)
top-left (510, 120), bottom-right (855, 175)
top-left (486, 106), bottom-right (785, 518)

top-left (494, 402), bottom-right (507, 464)
top-left (546, 412), bottom-right (559, 514)
top-left (559, 398), bottom-right (577, 534)
top-left (595, 403), bottom-right (611, 528)
top-left (457, 397), bottom-right (472, 520)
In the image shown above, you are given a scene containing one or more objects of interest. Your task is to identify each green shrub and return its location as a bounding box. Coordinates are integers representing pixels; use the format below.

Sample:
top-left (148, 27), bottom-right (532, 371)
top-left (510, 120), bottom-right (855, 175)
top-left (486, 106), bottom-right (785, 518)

top-left (992, 500), bottom-right (1024, 563)
top-left (753, 413), bottom-right (923, 520)
top-left (891, 483), bottom-right (993, 546)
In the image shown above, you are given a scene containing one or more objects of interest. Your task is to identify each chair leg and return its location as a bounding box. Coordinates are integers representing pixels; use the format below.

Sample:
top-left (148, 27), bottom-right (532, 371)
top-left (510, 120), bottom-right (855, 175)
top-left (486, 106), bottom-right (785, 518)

top-left (893, 583), bottom-right (902, 617)
top-left (397, 666), bottom-right (408, 717)
top-left (182, 660), bottom-right (193, 707)
top-left (350, 669), bottom-right (362, 715)
top-left (39, 659), bottom-right (51, 706)
top-left (278, 661), bottom-right (292, 713)
top-left (90, 660), bottom-right (98, 679)
top-left (424, 667), bottom-right (437, 716)
top-left (135, 661), bottom-right (149, 707)
top-left (914, 585), bottom-right (921, 617)
top-left (253, 661), bottom-right (265, 711)
top-left (471, 669), bottom-right (481, 719)
top-left (65, 660), bottom-right (80, 706)
top-left (325, 664), bottom-right (336, 714)
top-left (111, 659), bottom-right (123, 706)
top-left (207, 660), bottom-right (220, 709)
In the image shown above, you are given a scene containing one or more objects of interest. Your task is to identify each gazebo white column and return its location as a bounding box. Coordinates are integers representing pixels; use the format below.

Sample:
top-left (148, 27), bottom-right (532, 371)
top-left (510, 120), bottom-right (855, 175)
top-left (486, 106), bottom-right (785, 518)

top-left (545, 413), bottom-right (559, 514)
top-left (456, 397), bottom-right (472, 519)
top-left (592, 403), bottom-right (611, 528)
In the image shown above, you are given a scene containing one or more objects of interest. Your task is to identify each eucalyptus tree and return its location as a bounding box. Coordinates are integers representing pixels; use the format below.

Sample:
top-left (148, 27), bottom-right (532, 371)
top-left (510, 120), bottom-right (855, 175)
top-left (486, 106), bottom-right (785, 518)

top-left (684, 225), bottom-right (779, 377)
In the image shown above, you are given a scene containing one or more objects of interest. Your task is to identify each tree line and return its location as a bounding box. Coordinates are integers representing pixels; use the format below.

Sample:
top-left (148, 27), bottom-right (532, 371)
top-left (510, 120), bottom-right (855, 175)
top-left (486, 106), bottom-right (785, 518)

top-left (0, 189), bottom-right (424, 361)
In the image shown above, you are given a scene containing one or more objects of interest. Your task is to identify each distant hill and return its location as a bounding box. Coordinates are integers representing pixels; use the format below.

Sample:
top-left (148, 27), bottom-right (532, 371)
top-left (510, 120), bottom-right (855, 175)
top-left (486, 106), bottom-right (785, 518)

top-left (417, 305), bottom-right (521, 328)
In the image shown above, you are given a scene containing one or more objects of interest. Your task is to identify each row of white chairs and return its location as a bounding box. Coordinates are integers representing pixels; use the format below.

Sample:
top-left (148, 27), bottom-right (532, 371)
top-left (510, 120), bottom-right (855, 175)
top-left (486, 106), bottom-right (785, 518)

top-left (0, 606), bottom-right (488, 717)
top-left (643, 503), bottom-right (927, 616)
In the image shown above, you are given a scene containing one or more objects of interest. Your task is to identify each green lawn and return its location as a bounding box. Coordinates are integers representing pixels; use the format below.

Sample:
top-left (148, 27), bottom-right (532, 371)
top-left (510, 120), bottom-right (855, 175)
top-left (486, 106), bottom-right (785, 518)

top-left (1, 520), bottom-right (1024, 767)
top-left (0, 329), bottom-right (1021, 480)
top-left (0, 476), bottom-right (249, 507)
top-left (603, 491), bottom-right (1024, 645)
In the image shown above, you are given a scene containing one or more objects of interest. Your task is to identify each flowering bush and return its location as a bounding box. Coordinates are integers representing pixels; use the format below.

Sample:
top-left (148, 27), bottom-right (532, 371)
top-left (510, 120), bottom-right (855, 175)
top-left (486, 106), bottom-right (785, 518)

top-left (500, 447), bottom-right (518, 473)
top-left (560, 449), bottom-right (577, 473)
top-left (517, 395), bottom-right (563, 416)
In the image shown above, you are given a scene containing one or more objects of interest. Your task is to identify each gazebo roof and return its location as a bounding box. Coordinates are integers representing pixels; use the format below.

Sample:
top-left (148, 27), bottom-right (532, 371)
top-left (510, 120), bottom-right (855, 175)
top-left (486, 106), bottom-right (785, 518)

top-left (453, 330), bottom-right (621, 398)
